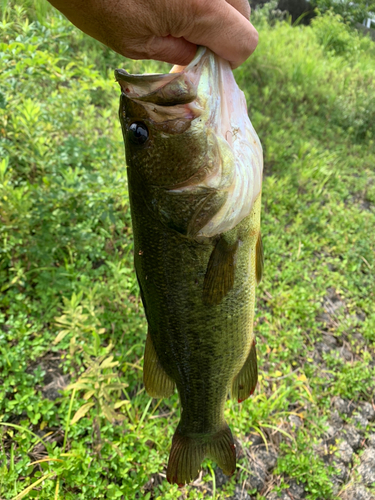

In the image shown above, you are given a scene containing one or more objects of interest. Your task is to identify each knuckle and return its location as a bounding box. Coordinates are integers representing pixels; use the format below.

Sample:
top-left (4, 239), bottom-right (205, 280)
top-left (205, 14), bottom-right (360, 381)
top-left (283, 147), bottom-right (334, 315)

top-left (237, 0), bottom-right (251, 19)
top-left (142, 36), bottom-right (159, 59)
top-left (189, 0), bottom-right (219, 19)
top-left (121, 38), bottom-right (151, 60)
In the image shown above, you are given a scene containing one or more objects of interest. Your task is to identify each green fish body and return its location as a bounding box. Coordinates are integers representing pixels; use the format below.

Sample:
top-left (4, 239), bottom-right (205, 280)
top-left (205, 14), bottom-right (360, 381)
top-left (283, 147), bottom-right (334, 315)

top-left (115, 48), bottom-right (263, 485)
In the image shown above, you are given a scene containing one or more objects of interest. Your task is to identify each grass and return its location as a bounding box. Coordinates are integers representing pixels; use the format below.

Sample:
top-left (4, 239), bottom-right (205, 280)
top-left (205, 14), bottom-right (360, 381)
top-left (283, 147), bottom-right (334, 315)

top-left (0, 2), bottom-right (374, 499)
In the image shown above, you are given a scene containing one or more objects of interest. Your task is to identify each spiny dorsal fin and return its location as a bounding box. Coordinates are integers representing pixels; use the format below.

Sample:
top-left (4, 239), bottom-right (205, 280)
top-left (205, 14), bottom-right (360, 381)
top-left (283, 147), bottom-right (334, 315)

top-left (203, 236), bottom-right (239, 306)
top-left (255, 232), bottom-right (264, 285)
top-left (231, 339), bottom-right (258, 403)
top-left (143, 329), bottom-right (175, 398)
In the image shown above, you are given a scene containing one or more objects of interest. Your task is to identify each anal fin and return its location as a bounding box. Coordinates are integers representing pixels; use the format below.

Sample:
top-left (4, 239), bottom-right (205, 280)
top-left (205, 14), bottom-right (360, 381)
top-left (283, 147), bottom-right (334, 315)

top-left (203, 236), bottom-right (239, 306)
top-left (255, 232), bottom-right (264, 285)
top-left (232, 340), bottom-right (258, 403)
top-left (143, 329), bottom-right (175, 398)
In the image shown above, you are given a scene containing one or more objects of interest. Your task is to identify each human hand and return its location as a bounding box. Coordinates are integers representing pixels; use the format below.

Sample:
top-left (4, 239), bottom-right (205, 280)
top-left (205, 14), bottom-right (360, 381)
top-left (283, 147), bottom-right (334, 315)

top-left (48, 0), bottom-right (258, 68)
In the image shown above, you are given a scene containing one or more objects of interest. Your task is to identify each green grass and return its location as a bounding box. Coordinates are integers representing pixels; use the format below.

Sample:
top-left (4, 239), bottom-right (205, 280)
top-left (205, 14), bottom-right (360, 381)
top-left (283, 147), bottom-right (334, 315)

top-left (0, 2), bottom-right (374, 499)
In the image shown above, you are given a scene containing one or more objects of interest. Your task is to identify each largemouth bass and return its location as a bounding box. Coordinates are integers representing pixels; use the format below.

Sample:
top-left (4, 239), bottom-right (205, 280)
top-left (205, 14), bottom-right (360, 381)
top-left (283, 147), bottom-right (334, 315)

top-left (115, 47), bottom-right (263, 486)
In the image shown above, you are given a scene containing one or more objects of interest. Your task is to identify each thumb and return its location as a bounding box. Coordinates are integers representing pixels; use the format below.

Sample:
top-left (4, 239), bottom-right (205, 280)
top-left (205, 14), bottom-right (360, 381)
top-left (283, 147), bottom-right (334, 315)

top-left (145, 35), bottom-right (197, 66)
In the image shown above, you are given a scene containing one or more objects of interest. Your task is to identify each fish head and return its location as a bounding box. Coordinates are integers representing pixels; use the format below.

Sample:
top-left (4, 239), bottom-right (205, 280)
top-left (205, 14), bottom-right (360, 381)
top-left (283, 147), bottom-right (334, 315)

top-left (115, 48), bottom-right (262, 237)
top-left (115, 52), bottom-right (210, 189)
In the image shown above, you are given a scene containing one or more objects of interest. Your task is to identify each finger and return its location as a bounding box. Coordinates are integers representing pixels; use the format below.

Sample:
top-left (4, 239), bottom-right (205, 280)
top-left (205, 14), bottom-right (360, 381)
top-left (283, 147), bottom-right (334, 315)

top-left (178, 0), bottom-right (258, 68)
top-left (225, 0), bottom-right (251, 20)
top-left (143, 35), bottom-right (197, 66)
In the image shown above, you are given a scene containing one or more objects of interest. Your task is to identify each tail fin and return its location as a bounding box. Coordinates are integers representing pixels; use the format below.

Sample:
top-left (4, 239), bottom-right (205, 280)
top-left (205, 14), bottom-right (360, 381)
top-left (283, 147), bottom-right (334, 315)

top-left (167, 423), bottom-right (236, 486)
top-left (206, 424), bottom-right (236, 476)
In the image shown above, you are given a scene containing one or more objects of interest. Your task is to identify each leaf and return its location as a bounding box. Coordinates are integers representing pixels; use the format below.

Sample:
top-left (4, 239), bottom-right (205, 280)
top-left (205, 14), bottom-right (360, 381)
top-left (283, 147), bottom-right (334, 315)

top-left (70, 402), bottom-right (95, 425)
top-left (29, 457), bottom-right (64, 466)
top-left (12, 472), bottom-right (55, 499)
top-left (113, 413), bottom-right (126, 421)
top-left (113, 400), bottom-right (130, 409)
top-left (53, 329), bottom-right (70, 345)
top-left (83, 390), bottom-right (95, 400)
top-left (101, 402), bottom-right (117, 423)
top-left (100, 374), bottom-right (117, 380)
top-left (104, 383), bottom-right (128, 391)
top-left (100, 356), bottom-right (119, 369)
top-left (65, 381), bottom-right (89, 391)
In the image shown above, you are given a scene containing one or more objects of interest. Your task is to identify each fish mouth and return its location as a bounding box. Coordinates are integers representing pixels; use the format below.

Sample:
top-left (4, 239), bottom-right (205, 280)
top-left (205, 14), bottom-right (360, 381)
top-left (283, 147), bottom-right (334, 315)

top-left (115, 47), bottom-right (206, 107)
top-left (114, 47), bottom-right (240, 142)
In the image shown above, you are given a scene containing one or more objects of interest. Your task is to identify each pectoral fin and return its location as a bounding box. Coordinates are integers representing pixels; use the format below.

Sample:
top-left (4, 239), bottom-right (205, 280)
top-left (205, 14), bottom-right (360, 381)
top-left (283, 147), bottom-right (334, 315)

top-left (143, 329), bottom-right (175, 398)
top-left (203, 235), bottom-right (239, 306)
top-left (232, 340), bottom-right (258, 403)
top-left (255, 232), bottom-right (264, 285)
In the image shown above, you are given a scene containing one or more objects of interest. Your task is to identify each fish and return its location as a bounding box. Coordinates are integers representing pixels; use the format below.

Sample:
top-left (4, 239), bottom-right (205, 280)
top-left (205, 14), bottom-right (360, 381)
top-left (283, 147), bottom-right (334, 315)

top-left (115, 47), bottom-right (263, 486)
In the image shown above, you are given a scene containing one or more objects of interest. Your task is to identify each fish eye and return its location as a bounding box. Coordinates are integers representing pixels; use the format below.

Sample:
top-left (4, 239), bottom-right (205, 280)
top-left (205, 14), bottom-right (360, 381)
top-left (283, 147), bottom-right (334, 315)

top-left (128, 122), bottom-right (149, 145)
